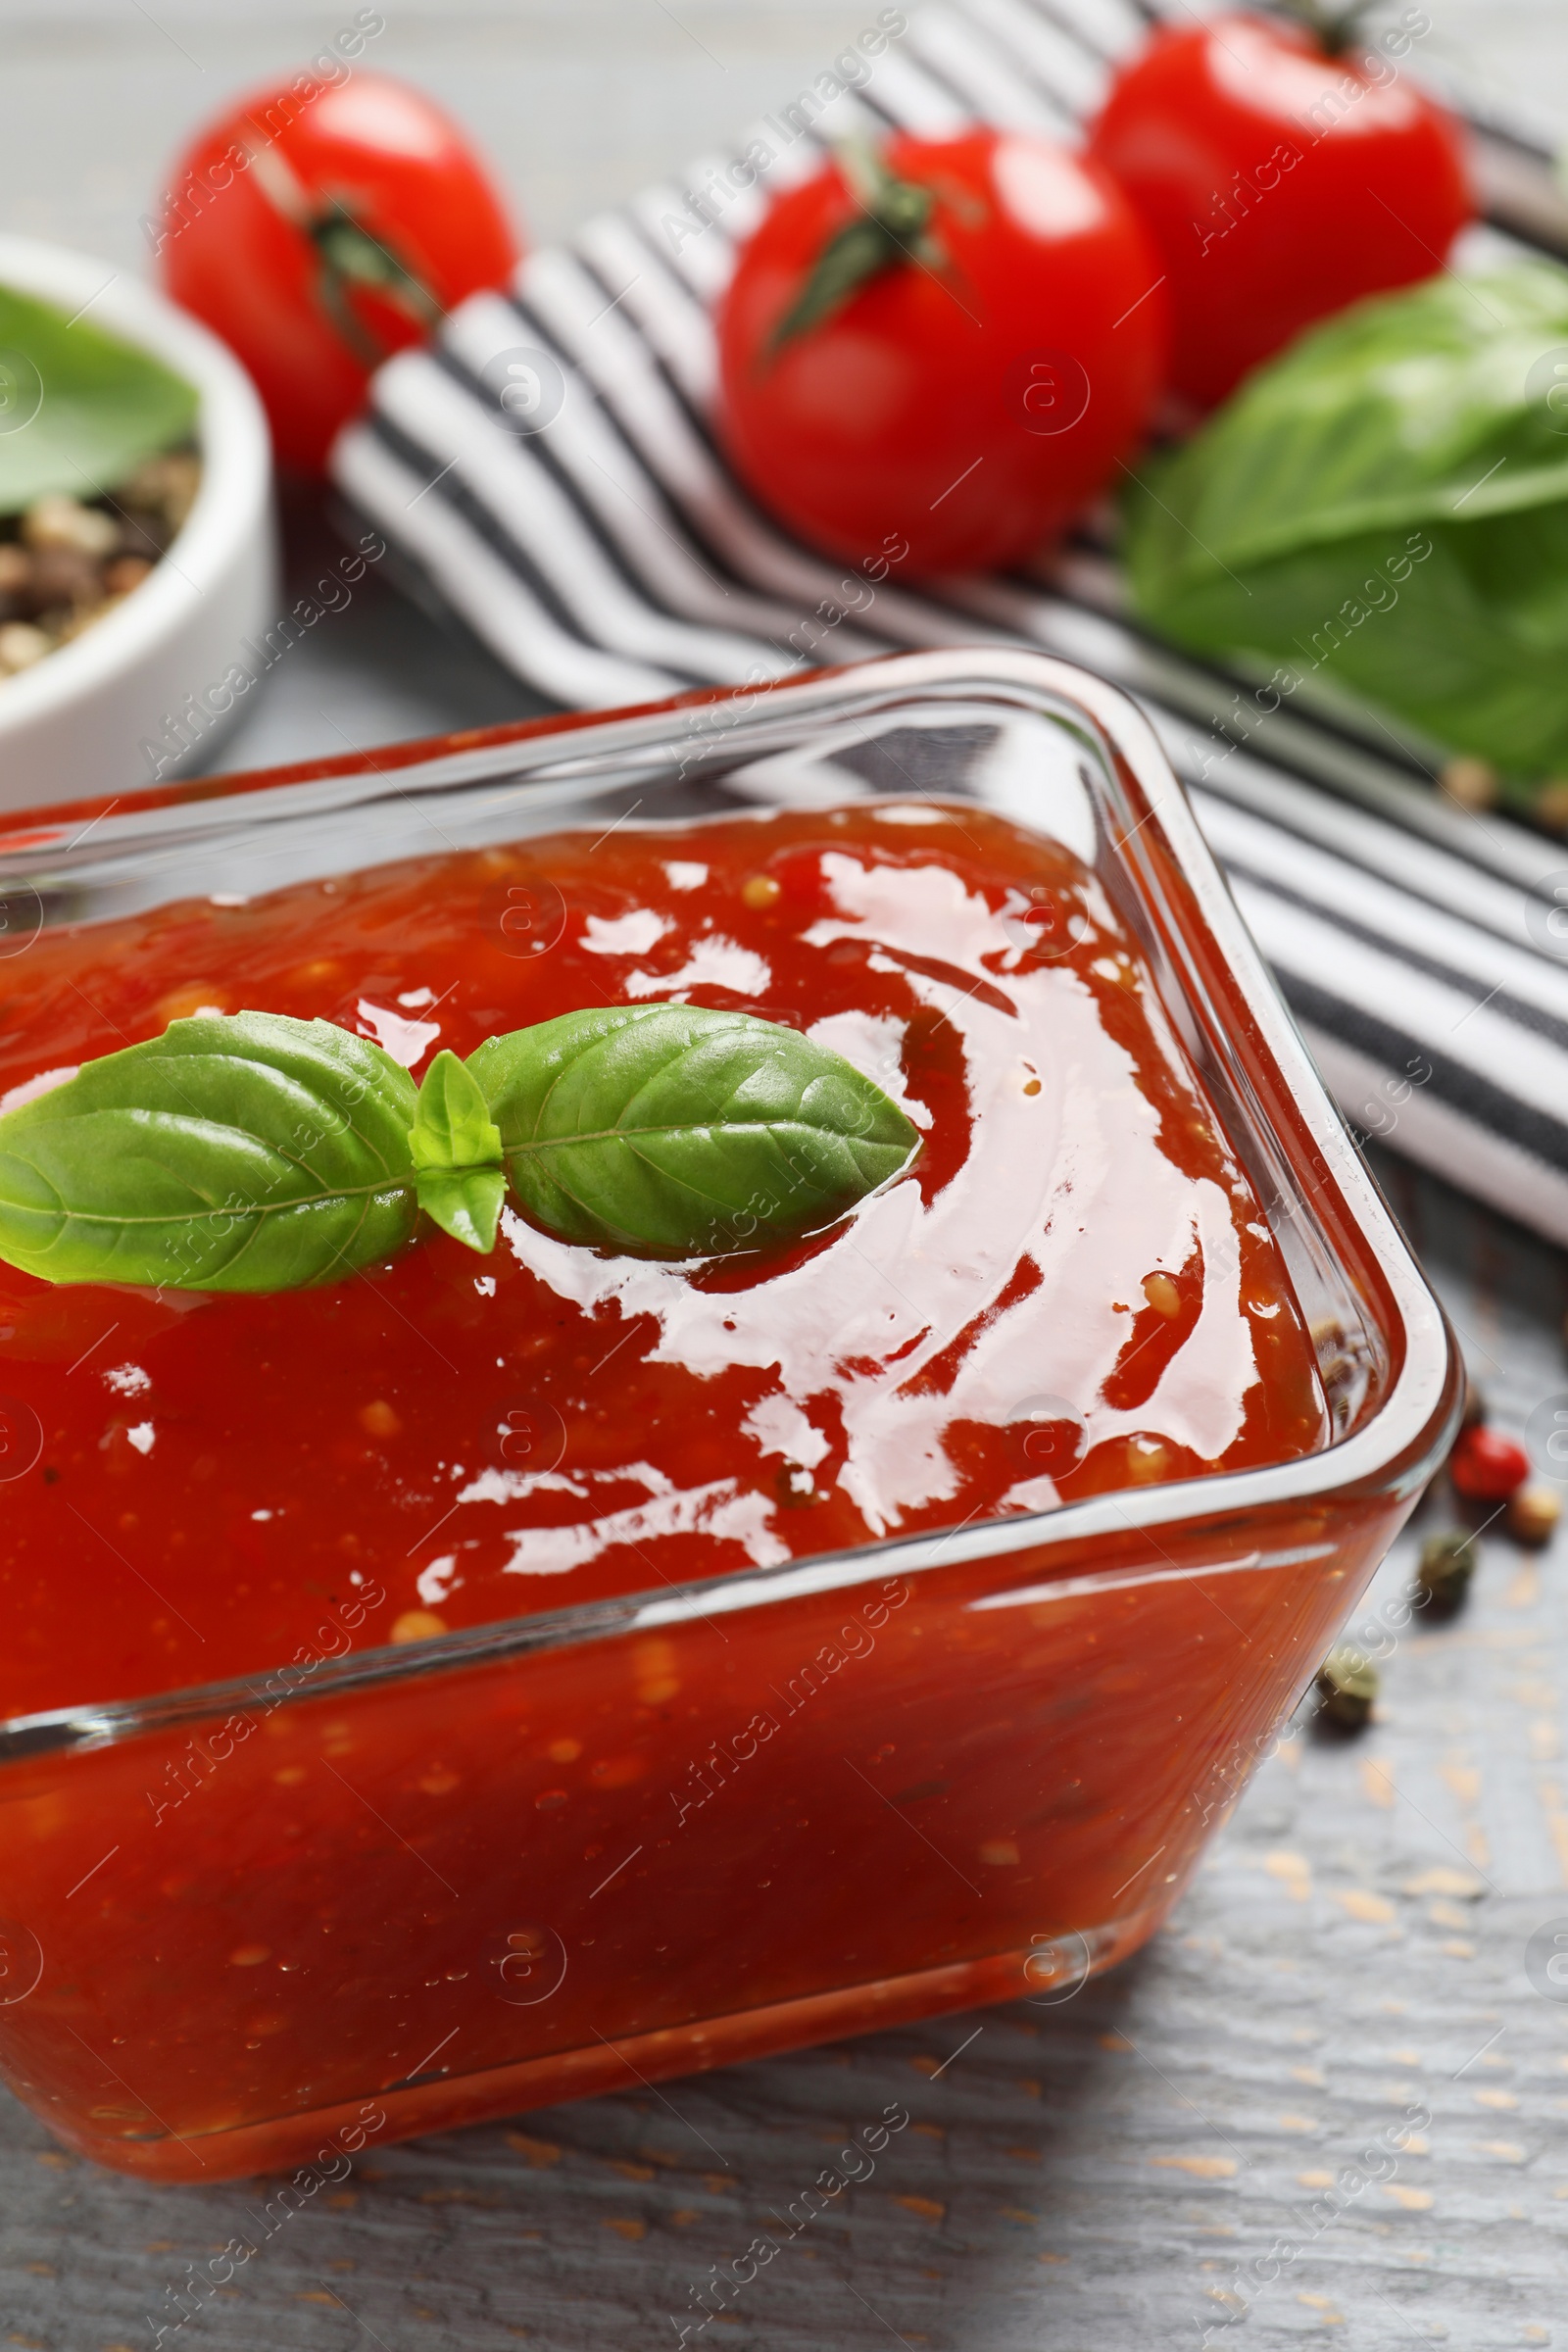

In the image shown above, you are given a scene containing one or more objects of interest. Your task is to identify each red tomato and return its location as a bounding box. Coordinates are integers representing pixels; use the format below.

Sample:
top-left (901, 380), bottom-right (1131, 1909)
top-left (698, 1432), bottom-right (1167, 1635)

top-left (715, 131), bottom-right (1168, 576)
top-left (159, 72), bottom-right (520, 472)
top-left (1448, 1426), bottom-right (1531, 1502)
top-left (1089, 15), bottom-right (1473, 408)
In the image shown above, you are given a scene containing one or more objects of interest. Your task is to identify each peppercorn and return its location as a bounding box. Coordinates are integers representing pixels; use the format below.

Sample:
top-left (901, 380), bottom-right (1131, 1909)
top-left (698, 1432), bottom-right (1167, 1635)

top-left (1441, 756), bottom-right (1498, 813)
top-left (1415, 1530), bottom-right (1476, 1619)
top-left (113, 509), bottom-right (168, 562)
top-left (119, 450), bottom-right (200, 529)
top-left (1448, 1424), bottom-right (1531, 1502)
top-left (28, 545), bottom-right (101, 612)
top-left (103, 556), bottom-right (154, 599)
top-left (1505, 1483), bottom-right (1561, 1547)
top-left (1315, 1644), bottom-right (1378, 1731)
top-left (0, 453), bottom-right (197, 681)
top-left (0, 620), bottom-right (50, 674)
top-left (22, 491), bottom-right (119, 559)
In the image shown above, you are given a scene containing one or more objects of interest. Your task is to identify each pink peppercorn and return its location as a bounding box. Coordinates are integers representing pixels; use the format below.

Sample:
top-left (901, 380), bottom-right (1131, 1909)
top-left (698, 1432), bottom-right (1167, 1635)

top-left (1448, 1426), bottom-right (1531, 1502)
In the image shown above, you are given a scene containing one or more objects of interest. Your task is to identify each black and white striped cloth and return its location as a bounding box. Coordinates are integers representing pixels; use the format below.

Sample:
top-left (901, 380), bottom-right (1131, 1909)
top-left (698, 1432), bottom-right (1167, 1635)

top-left (330, 0), bottom-right (1568, 1248)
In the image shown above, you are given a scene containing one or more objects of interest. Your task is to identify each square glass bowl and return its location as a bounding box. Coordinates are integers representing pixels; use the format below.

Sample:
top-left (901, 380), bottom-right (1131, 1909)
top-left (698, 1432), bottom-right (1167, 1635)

top-left (0, 650), bottom-right (1456, 2180)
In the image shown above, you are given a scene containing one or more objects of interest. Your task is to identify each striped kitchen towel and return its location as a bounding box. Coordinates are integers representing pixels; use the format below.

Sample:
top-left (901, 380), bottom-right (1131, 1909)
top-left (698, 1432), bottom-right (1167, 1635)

top-left (330, 0), bottom-right (1568, 1248)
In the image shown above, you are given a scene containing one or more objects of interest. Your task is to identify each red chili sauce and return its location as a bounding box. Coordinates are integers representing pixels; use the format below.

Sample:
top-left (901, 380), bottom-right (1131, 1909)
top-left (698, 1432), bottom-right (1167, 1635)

top-left (0, 801), bottom-right (1325, 1721)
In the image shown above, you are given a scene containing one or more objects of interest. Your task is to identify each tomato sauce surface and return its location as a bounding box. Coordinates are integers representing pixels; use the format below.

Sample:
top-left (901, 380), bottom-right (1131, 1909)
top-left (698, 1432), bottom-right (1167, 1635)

top-left (0, 801), bottom-right (1326, 1721)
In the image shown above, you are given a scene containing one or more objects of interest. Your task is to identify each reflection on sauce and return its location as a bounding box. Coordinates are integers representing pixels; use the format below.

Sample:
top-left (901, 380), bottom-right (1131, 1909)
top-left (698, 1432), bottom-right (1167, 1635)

top-left (0, 802), bottom-right (1324, 1718)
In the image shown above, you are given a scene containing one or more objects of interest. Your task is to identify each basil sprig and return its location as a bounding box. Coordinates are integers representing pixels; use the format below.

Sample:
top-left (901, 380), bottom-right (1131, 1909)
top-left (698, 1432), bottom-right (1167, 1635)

top-left (0, 1005), bottom-right (918, 1292)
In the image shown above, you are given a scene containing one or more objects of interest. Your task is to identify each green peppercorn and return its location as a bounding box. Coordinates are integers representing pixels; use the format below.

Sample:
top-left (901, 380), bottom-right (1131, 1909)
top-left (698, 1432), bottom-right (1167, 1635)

top-left (1315, 1643), bottom-right (1378, 1731)
top-left (1416, 1529), bottom-right (1478, 1619)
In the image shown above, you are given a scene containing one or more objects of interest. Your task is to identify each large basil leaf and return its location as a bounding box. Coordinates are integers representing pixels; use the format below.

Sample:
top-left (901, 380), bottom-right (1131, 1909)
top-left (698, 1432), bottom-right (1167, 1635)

top-left (0, 1013), bottom-right (418, 1291)
top-left (1123, 262), bottom-right (1568, 774)
top-left (0, 284), bottom-right (199, 514)
top-left (410, 1048), bottom-right (506, 1255)
top-left (468, 1004), bottom-right (919, 1256)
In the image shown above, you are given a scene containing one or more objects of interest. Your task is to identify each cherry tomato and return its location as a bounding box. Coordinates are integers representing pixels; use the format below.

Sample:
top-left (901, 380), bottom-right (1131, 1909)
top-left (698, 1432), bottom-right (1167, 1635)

top-left (1448, 1425), bottom-right (1531, 1502)
top-left (159, 72), bottom-right (520, 472)
top-left (1088, 15), bottom-right (1473, 408)
top-left (714, 130), bottom-right (1168, 575)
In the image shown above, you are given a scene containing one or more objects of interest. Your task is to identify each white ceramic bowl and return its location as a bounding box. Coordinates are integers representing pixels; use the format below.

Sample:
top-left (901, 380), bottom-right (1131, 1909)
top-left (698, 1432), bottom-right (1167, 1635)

top-left (0, 234), bottom-right (276, 815)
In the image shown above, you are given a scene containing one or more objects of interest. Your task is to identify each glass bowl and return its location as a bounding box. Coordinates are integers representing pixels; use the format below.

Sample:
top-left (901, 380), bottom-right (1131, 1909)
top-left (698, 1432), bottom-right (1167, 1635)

top-left (0, 650), bottom-right (1457, 2180)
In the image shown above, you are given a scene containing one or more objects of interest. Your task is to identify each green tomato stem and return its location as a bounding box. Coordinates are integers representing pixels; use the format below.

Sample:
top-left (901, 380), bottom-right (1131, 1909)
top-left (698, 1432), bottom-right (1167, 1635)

top-left (768, 143), bottom-right (942, 355)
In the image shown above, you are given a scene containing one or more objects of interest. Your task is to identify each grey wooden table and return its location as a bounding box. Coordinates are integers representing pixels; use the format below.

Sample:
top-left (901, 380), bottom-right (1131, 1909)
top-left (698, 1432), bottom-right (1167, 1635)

top-left (5, 6), bottom-right (1568, 2346)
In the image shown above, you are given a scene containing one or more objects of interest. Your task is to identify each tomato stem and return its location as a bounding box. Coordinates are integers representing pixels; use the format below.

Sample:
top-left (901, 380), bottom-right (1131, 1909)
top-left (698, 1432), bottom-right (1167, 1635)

top-left (308, 205), bottom-right (445, 367)
top-left (768, 143), bottom-right (942, 354)
top-left (1268, 0), bottom-right (1379, 58)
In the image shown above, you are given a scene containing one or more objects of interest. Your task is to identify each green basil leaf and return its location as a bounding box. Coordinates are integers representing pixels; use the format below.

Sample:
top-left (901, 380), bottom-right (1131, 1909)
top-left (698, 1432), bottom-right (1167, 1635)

top-left (414, 1167), bottom-right (508, 1257)
top-left (0, 1013), bottom-right (418, 1291)
top-left (0, 284), bottom-right (199, 514)
top-left (1123, 262), bottom-right (1568, 773)
top-left (411, 1048), bottom-right (505, 1253)
top-left (468, 1004), bottom-right (919, 1257)
top-left (412, 1047), bottom-right (504, 1173)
